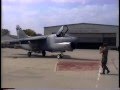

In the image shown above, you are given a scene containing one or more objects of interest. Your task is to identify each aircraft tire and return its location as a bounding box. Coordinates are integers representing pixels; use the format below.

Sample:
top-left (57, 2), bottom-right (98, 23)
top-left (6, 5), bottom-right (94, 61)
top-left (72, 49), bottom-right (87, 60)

top-left (28, 52), bottom-right (31, 57)
top-left (42, 51), bottom-right (46, 57)
top-left (57, 54), bottom-right (62, 59)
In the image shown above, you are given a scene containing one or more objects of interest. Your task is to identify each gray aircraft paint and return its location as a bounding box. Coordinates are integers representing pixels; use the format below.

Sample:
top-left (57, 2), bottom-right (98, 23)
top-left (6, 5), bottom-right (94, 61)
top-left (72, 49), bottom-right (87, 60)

top-left (4, 25), bottom-right (78, 54)
top-left (16, 25), bottom-right (32, 50)
top-left (20, 44), bottom-right (32, 50)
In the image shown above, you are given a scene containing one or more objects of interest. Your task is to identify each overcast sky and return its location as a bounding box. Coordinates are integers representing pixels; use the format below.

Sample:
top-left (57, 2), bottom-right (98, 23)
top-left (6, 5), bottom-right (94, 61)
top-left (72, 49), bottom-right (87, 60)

top-left (2, 0), bottom-right (119, 35)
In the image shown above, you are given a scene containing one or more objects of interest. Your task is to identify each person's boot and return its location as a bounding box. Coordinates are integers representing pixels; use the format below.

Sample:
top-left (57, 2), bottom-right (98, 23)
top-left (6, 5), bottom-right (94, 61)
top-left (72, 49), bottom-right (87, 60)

top-left (100, 68), bottom-right (105, 74)
top-left (106, 67), bottom-right (110, 74)
top-left (107, 70), bottom-right (110, 74)
top-left (100, 70), bottom-right (105, 74)
top-left (100, 72), bottom-right (105, 74)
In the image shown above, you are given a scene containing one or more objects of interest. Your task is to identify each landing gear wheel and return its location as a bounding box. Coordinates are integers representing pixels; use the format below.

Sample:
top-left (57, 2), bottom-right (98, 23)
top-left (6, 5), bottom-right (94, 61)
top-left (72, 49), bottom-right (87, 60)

top-left (28, 52), bottom-right (31, 57)
top-left (57, 54), bottom-right (63, 59)
top-left (42, 51), bottom-right (46, 57)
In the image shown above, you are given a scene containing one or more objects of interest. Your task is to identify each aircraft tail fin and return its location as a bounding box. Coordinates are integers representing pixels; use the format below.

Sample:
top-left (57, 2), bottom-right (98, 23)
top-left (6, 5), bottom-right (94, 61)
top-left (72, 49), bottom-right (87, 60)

top-left (16, 25), bottom-right (28, 39)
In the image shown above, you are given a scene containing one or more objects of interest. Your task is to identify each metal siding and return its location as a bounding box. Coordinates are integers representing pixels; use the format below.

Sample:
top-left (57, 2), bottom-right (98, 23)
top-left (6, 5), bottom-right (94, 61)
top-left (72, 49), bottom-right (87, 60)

top-left (44, 23), bottom-right (118, 48)
top-left (44, 24), bottom-right (118, 35)
top-left (77, 37), bottom-right (103, 43)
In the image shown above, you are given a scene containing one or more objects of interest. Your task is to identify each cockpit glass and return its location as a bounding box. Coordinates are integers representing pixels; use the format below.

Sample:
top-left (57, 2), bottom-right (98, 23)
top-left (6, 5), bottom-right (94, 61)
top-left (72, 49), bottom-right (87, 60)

top-left (61, 25), bottom-right (68, 34)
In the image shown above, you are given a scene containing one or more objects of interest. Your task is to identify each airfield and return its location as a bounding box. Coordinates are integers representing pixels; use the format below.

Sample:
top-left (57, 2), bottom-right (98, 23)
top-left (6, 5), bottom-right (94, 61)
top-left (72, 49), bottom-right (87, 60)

top-left (1, 48), bottom-right (119, 89)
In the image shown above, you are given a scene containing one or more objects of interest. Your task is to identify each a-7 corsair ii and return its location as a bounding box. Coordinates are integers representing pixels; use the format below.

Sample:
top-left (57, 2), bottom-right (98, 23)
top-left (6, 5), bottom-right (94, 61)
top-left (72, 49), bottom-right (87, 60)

top-left (3, 25), bottom-right (78, 59)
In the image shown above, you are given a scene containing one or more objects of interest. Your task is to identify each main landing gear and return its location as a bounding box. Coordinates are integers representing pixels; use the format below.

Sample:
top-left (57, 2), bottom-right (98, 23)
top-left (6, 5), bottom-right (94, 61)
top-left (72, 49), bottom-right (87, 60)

top-left (57, 52), bottom-right (63, 59)
top-left (27, 51), bottom-right (63, 59)
top-left (28, 51), bottom-right (32, 57)
top-left (27, 50), bottom-right (46, 57)
top-left (42, 51), bottom-right (46, 57)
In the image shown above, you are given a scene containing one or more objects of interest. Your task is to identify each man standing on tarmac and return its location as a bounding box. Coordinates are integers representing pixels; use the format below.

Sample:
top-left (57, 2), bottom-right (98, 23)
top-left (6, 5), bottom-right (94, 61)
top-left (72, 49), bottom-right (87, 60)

top-left (99, 43), bottom-right (110, 74)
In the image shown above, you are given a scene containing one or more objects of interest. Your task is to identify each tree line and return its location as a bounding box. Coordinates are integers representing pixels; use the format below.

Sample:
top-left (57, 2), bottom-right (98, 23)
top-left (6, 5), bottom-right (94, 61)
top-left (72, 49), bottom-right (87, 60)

top-left (1, 29), bottom-right (42, 36)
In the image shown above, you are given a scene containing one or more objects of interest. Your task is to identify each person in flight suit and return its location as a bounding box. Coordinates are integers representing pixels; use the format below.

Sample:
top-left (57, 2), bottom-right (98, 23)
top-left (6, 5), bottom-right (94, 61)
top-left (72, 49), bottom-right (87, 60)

top-left (99, 43), bottom-right (110, 74)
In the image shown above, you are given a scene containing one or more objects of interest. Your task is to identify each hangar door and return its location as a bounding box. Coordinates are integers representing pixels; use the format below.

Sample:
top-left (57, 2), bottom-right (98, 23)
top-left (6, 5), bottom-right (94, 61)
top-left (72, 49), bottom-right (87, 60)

top-left (102, 33), bottom-right (116, 46)
top-left (70, 33), bottom-right (116, 49)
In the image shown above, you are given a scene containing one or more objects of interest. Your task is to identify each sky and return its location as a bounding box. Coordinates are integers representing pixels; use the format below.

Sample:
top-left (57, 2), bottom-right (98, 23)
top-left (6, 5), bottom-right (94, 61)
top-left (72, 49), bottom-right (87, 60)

top-left (2, 0), bottom-right (119, 35)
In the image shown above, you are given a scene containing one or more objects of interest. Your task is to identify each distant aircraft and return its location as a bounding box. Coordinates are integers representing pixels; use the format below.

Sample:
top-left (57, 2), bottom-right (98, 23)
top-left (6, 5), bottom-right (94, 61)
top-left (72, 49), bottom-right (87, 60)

top-left (2, 25), bottom-right (78, 59)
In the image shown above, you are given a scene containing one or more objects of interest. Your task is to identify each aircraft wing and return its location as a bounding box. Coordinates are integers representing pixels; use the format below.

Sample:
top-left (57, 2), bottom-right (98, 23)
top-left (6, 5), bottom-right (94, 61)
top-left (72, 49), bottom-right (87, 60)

top-left (2, 36), bottom-right (47, 44)
top-left (19, 36), bottom-right (47, 41)
top-left (1, 39), bottom-right (20, 44)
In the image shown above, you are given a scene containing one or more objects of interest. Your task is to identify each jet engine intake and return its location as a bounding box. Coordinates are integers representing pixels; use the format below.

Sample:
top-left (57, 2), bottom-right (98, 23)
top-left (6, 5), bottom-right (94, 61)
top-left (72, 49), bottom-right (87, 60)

top-left (70, 42), bottom-right (78, 49)
top-left (53, 42), bottom-right (73, 51)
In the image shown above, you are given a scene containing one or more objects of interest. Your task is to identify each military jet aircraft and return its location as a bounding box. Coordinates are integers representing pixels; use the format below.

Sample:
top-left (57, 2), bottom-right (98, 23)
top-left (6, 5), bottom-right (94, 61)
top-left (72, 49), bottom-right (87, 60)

top-left (2, 25), bottom-right (78, 59)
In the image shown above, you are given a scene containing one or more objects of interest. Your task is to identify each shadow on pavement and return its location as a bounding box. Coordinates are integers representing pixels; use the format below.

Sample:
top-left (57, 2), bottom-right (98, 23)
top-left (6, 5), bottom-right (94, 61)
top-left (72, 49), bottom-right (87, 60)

top-left (107, 74), bottom-right (119, 76)
top-left (5, 53), bottom-right (100, 61)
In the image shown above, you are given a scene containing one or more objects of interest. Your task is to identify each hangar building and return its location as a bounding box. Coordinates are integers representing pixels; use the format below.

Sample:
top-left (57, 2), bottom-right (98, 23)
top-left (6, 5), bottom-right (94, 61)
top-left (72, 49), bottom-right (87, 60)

top-left (44, 23), bottom-right (119, 49)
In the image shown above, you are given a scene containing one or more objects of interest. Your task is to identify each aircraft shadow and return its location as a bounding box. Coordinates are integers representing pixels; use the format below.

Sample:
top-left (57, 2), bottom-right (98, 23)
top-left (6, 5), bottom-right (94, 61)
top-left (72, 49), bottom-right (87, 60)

top-left (107, 74), bottom-right (119, 76)
top-left (5, 53), bottom-right (100, 61)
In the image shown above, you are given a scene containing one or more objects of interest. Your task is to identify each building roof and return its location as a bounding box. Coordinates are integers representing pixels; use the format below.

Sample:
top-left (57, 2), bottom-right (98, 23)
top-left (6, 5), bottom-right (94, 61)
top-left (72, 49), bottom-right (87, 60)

top-left (44, 23), bottom-right (119, 28)
top-left (44, 23), bottom-right (119, 35)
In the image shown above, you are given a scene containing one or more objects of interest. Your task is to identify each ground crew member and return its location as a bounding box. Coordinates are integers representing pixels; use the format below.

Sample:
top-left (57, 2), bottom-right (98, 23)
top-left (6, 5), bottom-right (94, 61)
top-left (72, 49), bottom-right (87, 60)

top-left (99, 43), bottom-right (110, 74)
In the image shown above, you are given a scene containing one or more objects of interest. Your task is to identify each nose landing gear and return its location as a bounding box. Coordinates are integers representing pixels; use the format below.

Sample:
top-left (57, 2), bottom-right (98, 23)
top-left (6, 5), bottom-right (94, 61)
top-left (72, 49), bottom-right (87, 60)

top-left (57, 52), bottom-right (64, 59)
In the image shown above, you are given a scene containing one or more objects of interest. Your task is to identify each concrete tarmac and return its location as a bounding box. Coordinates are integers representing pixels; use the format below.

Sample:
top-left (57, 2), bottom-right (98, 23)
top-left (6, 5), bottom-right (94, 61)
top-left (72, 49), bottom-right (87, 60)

top-left (1, 48), bottom-right (119, 90)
